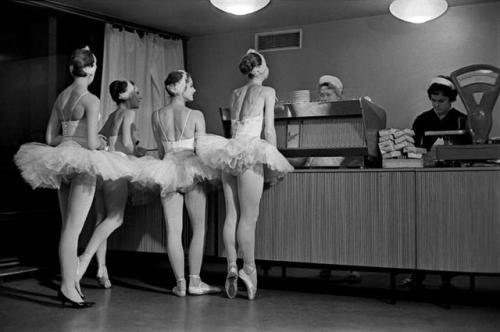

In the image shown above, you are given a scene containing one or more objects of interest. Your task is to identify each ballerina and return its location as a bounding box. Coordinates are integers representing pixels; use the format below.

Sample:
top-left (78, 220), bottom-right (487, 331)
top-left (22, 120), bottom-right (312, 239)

top-left (14, 47), bottom-right (136, 307)
top-left (77, 79), bottom-right (145, 289)
top-left (136, 70), bottom-right (219, 297)
top-left (197, 50), bottom-right (294, 299)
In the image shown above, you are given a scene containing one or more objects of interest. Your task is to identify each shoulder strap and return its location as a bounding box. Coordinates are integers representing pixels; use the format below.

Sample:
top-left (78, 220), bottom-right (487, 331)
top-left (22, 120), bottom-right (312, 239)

top-left (61, 91), bottom-right (90, 121)
top-left (179, 110), bottom-right (192, 139)
top-left (71, 92), bottom-right (90, 112)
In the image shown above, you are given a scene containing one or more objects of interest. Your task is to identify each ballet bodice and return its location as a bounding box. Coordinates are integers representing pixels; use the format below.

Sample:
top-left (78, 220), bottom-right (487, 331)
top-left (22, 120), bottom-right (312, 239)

top-left (156, 109), bottom-right (195, 152)
top-left (231, 115), bottom-right (262, 138)
top-left (59, 91), bottom-right (91, 147)
top-left (61, 119), bottom-right (89, 147)
top-left (162, 137), bottom-right (195, 151)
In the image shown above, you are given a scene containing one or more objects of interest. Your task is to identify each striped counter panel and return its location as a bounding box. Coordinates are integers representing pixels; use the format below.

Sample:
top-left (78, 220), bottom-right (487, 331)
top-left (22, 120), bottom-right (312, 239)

top-left (255, 170), bottom-right (415, 268)
top-left (416, 169), bottom-right (500, 273)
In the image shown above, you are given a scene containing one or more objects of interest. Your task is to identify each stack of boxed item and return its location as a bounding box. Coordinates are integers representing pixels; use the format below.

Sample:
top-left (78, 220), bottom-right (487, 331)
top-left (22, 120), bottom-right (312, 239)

top-left (378, 128), bottom-right (427, 168)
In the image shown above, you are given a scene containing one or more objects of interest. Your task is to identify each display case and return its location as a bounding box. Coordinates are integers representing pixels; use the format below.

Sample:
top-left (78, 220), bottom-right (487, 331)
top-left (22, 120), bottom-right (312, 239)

top-left (275, 98), bottom-right (387, 162)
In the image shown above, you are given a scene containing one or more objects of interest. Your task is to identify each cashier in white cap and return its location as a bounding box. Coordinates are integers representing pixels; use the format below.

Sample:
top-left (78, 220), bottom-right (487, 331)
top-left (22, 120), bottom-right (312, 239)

top-left (309, 75), bottom-right (364, 168)
top-left (318, 75), bottom-right (343, 102)
top-left (307, 76), bottom-right (345, 167)
top-left (412, 75), bottom-right (469, 151)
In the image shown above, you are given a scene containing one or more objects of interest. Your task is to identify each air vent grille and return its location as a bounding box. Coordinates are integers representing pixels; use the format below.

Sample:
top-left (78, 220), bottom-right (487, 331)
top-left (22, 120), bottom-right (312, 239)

top-left (255, 29), bottom-right (302, 52)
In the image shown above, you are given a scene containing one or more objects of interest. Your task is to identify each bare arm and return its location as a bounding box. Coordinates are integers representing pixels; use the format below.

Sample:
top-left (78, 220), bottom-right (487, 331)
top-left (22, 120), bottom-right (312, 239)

top-left (120, 110), bottom-right (136, 155)
top-left (263, 88), bottom-right (277, 146)
top-left (85, 95), bottom-right (105, 150)
top-left (151, 110), bottom-right (165, 159)
top-left (229, 91), bottom-right (237, 137)
top-left (194, 110), bottom-right (206, 136)
top-left (45, 103), bottom-right (63, 146)
top-left (131, 123), bottom-right (140, 146)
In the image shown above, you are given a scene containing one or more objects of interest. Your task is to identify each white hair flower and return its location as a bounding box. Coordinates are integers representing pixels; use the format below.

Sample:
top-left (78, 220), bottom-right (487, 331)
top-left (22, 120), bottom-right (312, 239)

top-left (118, 80), bottom-right (135, 100)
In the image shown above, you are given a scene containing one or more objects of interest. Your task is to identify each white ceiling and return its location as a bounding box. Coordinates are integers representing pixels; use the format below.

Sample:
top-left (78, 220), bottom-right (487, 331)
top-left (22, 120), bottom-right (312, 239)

top-left (44, 0), bottom-right (500, 37)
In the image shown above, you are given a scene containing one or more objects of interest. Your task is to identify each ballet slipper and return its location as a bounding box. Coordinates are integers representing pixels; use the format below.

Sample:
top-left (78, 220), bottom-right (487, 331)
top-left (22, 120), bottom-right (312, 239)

top-left (224, 264), bottom-right (238, 299)
top-left (188, 275), bottom-right (221, 295)
top-left (96, 266), bottom-right (112, 289)
top-left (172, 278), bottom-right (186, 297)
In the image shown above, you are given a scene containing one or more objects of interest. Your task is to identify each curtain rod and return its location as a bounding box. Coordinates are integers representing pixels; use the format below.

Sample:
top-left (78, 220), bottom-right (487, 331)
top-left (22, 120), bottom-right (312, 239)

top-left (12, 0), bottom-right (187, 41)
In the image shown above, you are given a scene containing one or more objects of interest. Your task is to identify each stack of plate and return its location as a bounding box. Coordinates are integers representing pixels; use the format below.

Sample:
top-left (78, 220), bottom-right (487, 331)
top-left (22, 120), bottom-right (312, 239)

top-left (289, 90), bottom-right (310, 104)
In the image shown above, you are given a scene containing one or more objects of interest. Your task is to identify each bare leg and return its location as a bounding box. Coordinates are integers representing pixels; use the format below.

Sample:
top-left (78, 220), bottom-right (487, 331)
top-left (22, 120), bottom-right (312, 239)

top-left (237, 165), bottom-right (263, 273)
top-left (93, 186), bottom-right (112, 288)
top-left (59, 174), bottom-right (96, 302)
top-left (222, 173), bottom-right (239, 267)
top-left (78, 179), bottom-right (128, 280)
top-left (236, 165), bottom-right (263, 300)
top-left (161, 192), bottom-right (186, 296)
top-left (58, 182), bottom-right (69, 223)
top-left (59, 182), bottom-right (83, 296)
top-left (222, 172), bottom-right (240, 298)
top-left (184, 184), bottom-right (206, 276)
top-left (94, 187), bottom-right (106, 269)
top-left (184, 184), bottom-right (220, 295)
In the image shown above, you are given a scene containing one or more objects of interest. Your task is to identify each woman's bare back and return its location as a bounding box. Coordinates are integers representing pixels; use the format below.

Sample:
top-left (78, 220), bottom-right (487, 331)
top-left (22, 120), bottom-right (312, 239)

top-left (231, 85), bottom-right (267, 121)
top-left (157, 105), bottom-right (198, 141)
top-left (56, 86), bottom-right (90, 121)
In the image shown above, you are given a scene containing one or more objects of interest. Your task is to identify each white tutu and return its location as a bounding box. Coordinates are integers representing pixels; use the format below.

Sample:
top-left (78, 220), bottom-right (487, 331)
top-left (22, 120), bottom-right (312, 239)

top-left (196, 134), bottom-right (294, 183)
top-left (14, 140), bottom-right (138, 189)
top-left (134, 149), bottom-right (220, 196)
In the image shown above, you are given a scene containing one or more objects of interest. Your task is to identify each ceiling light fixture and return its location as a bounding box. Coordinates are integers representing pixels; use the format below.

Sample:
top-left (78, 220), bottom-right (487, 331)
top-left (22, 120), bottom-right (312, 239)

top-left (209, 0), bottom-right (270, 16)
top-left (390, 0), bottom-right (448, 24)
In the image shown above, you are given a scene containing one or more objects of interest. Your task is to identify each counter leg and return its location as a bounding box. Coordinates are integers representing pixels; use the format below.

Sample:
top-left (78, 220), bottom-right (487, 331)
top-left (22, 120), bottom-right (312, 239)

top-left (469, 275), bottom-right (475, 291)
top-left (389, 271), bottom-right (397, 304)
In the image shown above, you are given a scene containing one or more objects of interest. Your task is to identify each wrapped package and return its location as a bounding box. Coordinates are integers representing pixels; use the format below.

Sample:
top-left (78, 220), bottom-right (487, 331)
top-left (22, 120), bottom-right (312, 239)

top-left (394, 141), bottom-right (414, 150)
top-left (379, 134), bottom-right (393, 143)
top-left (378, 141), bottom-right (395, 152)
top-left (379, 128), bottom-right (398, 137)
top-left (407, 152), bottom-right (423, 159)
top-left (394, 135), bottom-right (415, 144)
top-left (382, 150), bottom-right (402, 159)
top-left (403, 146), bottom-right (427, 154)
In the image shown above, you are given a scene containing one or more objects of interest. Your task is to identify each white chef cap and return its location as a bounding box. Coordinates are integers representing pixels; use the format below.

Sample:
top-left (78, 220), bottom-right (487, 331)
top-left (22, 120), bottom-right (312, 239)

top-left (319, 75), bottom-right (343, 94)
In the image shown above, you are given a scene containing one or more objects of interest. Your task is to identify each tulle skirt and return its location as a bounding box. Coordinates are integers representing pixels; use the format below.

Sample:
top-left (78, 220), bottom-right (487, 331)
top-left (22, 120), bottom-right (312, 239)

top-left (196, 134), bottom-right (294, 184)
top-left (133, 149), bottom-right (219, 196)
top-left (14, 140), bottom-right (138, 189)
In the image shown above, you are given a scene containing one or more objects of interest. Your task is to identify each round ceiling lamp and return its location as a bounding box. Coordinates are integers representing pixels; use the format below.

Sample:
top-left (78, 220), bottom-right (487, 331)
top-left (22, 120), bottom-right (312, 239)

top-left (390, 0), bottom-right (448, 24)
top-left (209, 0), bottom-right (271, 16)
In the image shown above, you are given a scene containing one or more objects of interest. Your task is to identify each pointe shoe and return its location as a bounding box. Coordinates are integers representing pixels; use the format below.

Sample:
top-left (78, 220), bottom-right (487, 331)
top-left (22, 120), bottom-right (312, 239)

top-left (188, 278), bottom-right (221, 296)
top-left (225, 266), bottom-right (238, 299)
top-left (96, 266), bottom-right (112, 289)
top-left (57, 289), bottom-right (95, 308)
top-left (172, 278), bottom-right (186, 297)
top-left (238, 268), bottom-right (257, 300)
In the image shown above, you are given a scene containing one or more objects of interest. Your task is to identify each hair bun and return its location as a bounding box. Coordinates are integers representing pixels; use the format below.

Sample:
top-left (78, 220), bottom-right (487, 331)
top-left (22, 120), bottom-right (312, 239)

top-left (239, 53), bottom-right (261, 76)
top-left (70, 47), bottom-right (95, 77)
top-left (239, 57), bottom-right (253, 75)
